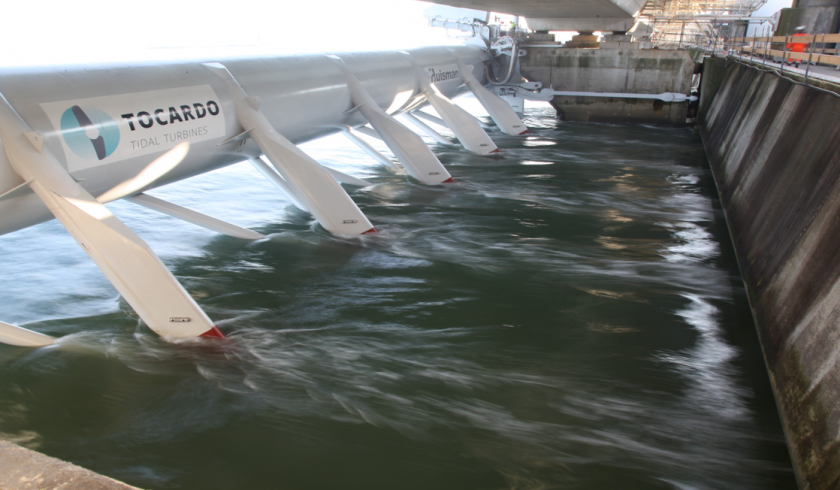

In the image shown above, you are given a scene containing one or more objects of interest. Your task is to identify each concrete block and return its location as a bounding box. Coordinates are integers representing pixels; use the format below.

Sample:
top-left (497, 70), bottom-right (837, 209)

top-left (564, 33), bottom-right (600, 49)
top-left (599, 41), bottom-right (640, 49)
top-left (519, 47), bottom-right (695, 125)
top-left (602, 34), bottom-right (633, 42)
top-left (0, 441), bottom-right (140, 490)
top-left (523, 32), bottom-right (557, 43)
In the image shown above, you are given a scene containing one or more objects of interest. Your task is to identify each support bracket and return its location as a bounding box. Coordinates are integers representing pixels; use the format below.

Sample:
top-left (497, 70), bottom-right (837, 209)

top-left (327, 55), bottom-right (454, 184)
top-left (203, 62), bottom-right (376, 235)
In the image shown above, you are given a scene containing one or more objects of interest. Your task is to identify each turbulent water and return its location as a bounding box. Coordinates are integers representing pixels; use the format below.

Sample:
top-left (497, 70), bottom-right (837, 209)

top-left (0, 105), bottom-right (795, 489)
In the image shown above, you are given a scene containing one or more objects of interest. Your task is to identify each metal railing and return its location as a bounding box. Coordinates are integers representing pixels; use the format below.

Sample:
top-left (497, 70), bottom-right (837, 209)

top-left (727, 34), bottom-right (840, 83)
top-left (708, 33), bottom-right (840, 88)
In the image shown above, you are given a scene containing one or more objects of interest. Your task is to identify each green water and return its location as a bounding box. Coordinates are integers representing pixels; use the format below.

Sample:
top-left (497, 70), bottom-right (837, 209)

top-left (0, 108), bottom-right (795, 489)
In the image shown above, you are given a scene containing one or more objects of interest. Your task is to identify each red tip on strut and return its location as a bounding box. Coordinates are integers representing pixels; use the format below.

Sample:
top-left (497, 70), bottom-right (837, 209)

top-left (490, 148), bottom-right (502, 154)
top-left (442, 177), bottom-right (456, 183)
top-left (200, 326), bottom-right (226, 339)
top-left (519, 129), bottom-right (532, 135)
top-left (362, 227), bottom-right (378, 234)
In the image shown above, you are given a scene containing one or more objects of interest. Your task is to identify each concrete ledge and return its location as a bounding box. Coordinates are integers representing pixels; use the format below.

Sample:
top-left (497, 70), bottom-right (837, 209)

top-left (0, 441), bottom-right (140, 490)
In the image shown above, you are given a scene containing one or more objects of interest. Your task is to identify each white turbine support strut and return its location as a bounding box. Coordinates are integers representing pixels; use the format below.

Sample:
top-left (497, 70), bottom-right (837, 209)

top-left (399, 52), bottom-right (499, 155)
top-left (327, 55), bottom-right (454, 185)
top-left (0, 321), bottom-right (55, 347)
top-left (125, 193), bottom-right (265, 240)
top-left (400, 113), bottom-right (457, 147)
top-left (248, 158), bottom-right (308, 212)
top-left (322, 166), bottom-right (373, 187)
top-left (353, 126), bottom-right (383, 141)
top-left (411, 110), bottom-right (448, 128)
top-left (203, 62), bottom-right (376, 235)
top-left (542, 90), bottom-right (696, 103)
top-left (97, 142), bottom-right (190, 204)
top-left (518, 87), bottom-right (696, 103)
top-left (0, 91), bottom-right (223, 341)
top-left (453, 57), bottom-right (531, 136)
top-left (414, 109), bottom-right (489, 130)
top-left (0, 179), bottom-right (33, 202)
top-left (472, 116), bottom-right (492, 129)
top-left (420, 88), bottom-right (499, 155)
top-left (342, 130), bottom-right (399, 170)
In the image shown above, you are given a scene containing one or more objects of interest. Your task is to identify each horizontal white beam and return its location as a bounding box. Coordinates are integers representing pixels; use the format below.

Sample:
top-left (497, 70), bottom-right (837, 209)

top-left (126, 193), bottom-right (265, 240)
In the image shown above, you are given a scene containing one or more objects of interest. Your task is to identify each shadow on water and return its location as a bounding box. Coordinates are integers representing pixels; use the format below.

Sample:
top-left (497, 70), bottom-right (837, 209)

top-left (0, 108), bottom-right (795, 489)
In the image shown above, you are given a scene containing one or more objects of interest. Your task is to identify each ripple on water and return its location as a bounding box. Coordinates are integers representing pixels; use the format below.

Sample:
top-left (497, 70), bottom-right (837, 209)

top-left (0, 108), bottom-right (794, 489)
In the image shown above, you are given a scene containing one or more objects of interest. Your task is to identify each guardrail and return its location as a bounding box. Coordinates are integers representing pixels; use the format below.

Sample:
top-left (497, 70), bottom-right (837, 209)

top-left (712, 34), bottom-right (840, 86)
top-left (734, 34), bottom-right (840, 65)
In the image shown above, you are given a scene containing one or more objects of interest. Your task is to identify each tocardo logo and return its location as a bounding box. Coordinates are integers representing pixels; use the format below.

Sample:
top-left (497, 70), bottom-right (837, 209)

top-left (42, 85), bottom-right (224, 172)
top-left (60, 105), bottom-right (120, 161)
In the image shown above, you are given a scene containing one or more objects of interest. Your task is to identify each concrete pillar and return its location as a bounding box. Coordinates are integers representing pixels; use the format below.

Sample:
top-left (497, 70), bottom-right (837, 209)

top-left (564, 31), bottom-right (601, 48)
top-left (776, 0), bottom-right (840, 35)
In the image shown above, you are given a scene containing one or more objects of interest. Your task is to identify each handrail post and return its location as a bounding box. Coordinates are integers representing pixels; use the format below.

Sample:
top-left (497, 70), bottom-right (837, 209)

top-left (819, 33), bottom-right (827, 62)
top-left (805, 34), bottom-right (817, 83)
top-left (713, 21), bottom-right (717, 57)
top-left (781, 34), bottom-right (789, 73)
top-left (652, 17), bottom-right (657, 48)
top-left (714, 17), bottom-right (718, 57)
top-left (763, 27), bottom-right (770, 68)
top-left (819, 33), bottom-right (830, 72)
top-left (678, 21), bottom-right (684, 50)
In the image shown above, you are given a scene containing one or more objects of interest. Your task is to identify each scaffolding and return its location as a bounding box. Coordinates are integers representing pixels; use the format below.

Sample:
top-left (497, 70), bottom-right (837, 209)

top-left (638, 0), bottom-right (770, 50)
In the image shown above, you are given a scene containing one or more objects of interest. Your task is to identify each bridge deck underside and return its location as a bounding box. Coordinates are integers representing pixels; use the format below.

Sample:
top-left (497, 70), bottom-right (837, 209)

top-left (425, 0), bottom-right (645, 19)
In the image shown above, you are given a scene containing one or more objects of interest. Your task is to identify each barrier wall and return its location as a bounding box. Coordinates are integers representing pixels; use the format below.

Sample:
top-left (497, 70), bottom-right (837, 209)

top-left (520, 47), bottom-right (696, 125)
top-left (700, 57), bottom-right (840, 489)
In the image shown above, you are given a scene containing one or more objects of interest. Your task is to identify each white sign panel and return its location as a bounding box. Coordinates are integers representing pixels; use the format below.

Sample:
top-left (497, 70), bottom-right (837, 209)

top-left (41, 85), bottom-right (225, 172)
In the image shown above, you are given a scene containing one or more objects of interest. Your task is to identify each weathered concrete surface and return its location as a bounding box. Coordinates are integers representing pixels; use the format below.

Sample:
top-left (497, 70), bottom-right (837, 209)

top-left (699, 57), bottom-right (840, 489)
top-left (0, 441), bottom-right (140, 490)
top-left (697, 56), bottom-right (727, 119)
top-left (520, 47), bottom-right (695, 125)
top-left (777, 0), bottom-right (840, 36)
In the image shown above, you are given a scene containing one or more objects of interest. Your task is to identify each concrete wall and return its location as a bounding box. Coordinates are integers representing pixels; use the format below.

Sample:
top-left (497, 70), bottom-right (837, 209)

top-left (0, 440), bottom-right (139, 489)
top-left (699, 57), bottom-right (840, 489)
top-left (520, 47), bottom-right (695, 125)
top-left (777, 6), bottom-right (840, 35)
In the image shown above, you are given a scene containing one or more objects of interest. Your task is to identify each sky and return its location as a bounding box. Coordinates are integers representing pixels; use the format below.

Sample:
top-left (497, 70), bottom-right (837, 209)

top-left (0, 0), bottom-right (471, 67)
top-left (0, 0), bottom-right (797, 66)
top-left (747, 0), bottom-right (794, 36)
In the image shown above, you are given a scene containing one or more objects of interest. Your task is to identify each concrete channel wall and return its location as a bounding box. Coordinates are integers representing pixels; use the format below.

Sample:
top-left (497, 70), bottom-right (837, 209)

top-left (520, 47), bottom-right (697, 125)
top-left (699, 57), bottom-right (840, 489)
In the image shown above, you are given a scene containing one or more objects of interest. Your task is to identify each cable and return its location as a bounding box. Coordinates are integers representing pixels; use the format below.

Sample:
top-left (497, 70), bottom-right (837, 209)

top-left (485, 40), bottom-right (518, 85)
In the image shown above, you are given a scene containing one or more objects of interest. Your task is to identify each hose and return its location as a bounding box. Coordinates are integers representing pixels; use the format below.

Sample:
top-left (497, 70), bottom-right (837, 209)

top-left (485, 40), bottom-right (518, 85)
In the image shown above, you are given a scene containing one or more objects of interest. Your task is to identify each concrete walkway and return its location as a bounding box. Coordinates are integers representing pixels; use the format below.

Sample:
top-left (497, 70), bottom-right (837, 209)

top-left (0, 441), bottom-right (140, 490)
